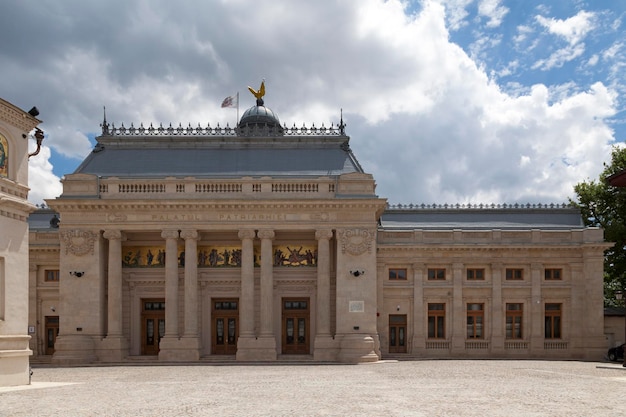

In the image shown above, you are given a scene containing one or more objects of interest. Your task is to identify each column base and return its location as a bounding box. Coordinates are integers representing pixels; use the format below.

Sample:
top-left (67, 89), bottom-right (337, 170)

top-left (52, 334), bottom-right (97, 365)
top-left (313, 335), bottom-right (338, 361)
top-left (236, 335), bottom-right (277, 361)
top-left (337, 333), bottom-right (379, 363)
top-left (0, 335), bottom-right (32, 387)
top-left (158, 336), bottom-right (201, 362)
top-left (97, 335), bottom-right (130, 362)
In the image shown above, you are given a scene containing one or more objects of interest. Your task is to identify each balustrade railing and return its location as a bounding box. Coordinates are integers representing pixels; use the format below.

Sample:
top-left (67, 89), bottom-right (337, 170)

top-left (100, 121), bottom-right (346, 137)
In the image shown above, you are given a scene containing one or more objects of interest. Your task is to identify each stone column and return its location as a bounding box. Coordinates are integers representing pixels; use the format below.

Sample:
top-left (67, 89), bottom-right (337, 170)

top-left (103, 230), bottom-right (125, 337)
top-left (314, 229), bottom-right (336, 360)
top-left (258, 229), bottom-right (275, 337)
top-left (238, 230), bottom-right (256, 338)
top-left (159, 229), bottom-right (180, 361)
top-left (256, 229), bottom-right (277, 360)
top-left (99, 230), bottom-right (129, 361)
top-left (236, 229), bottom-right (258, 361)
top-left (181, 230), bottom-right (199, 337)
top-left (178, 229), bottom-right (200, 360)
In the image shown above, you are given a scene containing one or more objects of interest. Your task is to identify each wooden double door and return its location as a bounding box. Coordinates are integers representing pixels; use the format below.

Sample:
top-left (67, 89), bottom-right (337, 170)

top-left (389, 314), bottom-right (407, 353)
top-left (212, 299), bottom-right (239, 355)
top-left (45, 316), bottom-right (59, 355)
top-left (282, 298), bottom-right (310, 354)
top-left (141, 299), bottom-right (165, 355)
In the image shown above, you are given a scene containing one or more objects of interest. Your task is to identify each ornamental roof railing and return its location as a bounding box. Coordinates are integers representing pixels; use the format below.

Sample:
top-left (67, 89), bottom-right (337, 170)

top-left (386, 203), bottom-right (574, 210)
top-left (99, 121), bottom-right (347, 137)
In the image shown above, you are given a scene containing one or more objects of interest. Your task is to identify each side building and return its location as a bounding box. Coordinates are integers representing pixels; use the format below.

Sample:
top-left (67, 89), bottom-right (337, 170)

top-left (28, 98), bottom-right (609, 363)
top-left (0, 98), bottom-right (41, 386)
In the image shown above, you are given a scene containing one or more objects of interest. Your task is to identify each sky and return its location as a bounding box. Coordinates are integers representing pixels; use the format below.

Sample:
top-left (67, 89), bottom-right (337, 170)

top-left (2, 0), bottom-right (625, 206)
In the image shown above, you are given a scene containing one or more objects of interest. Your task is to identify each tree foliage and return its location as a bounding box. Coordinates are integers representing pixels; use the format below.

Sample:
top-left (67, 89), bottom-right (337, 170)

top-left (571, 146), bottom-right (626, 306)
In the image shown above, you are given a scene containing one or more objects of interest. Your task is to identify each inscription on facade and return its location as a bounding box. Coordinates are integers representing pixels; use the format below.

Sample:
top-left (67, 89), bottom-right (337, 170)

top-left (113, 211), bottom-right (329, 223)
top-left (349, 301), bottom-right (365, 313)
top-left (218, 213), bottom-right (286, 221)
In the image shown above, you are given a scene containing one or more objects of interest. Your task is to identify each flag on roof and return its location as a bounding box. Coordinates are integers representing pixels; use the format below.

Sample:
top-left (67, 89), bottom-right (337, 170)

top-left (221, 93), bottom-right (238, 108)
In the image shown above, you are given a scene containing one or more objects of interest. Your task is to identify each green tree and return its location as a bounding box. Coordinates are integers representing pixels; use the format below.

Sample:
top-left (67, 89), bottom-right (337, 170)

top-left (571, 146), bottom-right (626, 306)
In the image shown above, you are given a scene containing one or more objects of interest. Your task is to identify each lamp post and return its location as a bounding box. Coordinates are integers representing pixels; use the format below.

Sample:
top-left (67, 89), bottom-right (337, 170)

top-left (617, 290), bottom-right (626, 367)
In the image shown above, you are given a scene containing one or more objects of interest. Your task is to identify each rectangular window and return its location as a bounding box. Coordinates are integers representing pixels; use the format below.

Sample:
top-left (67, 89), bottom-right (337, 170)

top-left (505, 268), bottom-right (524, 280)
top-left (467, 268), bottom-right (485, 281)
top-left (388, 268), bottom-right (407, 280)
top-left (427, 303), bottom-right (446, 339)
top-left (545, 303), bottom-right (562, 339)
top-left (544, 268), bottom-right (562, 280)
top-left (427, 268), bottom-right (446, 281)
top-left (45, 269), bottom-right (60, 282)
top-left (505, 303), bottom-right (523, 339)
top-left (466, 303), bottom-right (484, 339)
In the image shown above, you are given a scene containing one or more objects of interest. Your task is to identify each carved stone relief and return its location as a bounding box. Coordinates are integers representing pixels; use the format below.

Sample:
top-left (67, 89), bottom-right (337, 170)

top-left (59, 229), bottom-right (98, 256)
top-left (338, 229), bottom-right (374, 256)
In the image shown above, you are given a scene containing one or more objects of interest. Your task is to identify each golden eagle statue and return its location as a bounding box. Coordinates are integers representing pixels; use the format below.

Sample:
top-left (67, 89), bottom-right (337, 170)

top-left (248, 81), bottom-right (265, 101)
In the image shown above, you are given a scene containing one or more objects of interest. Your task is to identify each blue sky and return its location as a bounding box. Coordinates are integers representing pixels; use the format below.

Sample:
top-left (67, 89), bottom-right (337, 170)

top-left (2, 0), bottom-right (624, 205)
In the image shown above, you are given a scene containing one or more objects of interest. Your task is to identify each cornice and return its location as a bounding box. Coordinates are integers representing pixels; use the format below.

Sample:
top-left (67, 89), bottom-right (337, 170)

top-left (0, 98), bottom-right (41, 132)
top-left (376, 245), bottom-right (609, 252)
top-left (46, 199), bottom-right (387, 212)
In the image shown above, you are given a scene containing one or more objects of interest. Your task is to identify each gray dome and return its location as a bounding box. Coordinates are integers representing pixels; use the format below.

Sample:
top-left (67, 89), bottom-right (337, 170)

top-left (238, 105), bottom-right (283, 130)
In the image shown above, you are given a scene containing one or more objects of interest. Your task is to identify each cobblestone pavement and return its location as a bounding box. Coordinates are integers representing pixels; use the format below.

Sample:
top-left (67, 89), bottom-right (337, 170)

top-left (1, 360), bottom-right (625, 417)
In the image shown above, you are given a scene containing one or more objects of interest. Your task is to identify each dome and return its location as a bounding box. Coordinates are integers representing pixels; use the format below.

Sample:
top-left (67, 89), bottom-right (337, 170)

top-left (238, 103), bottom-right (284, 135)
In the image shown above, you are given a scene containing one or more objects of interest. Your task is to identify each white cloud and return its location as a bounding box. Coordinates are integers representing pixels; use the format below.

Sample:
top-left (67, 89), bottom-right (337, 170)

top-left (531, 43), bottom-right (586, 70)
top-left (27, 145), bottom-right (62, 205)
top-left (437, 0), bottom-right (473, 31)
top-left (477, 0), bottom-right (508, 28)
top-left (535, 10), bottom-right (596, 45)
top-left (1, 0), bottom-right (618, 206)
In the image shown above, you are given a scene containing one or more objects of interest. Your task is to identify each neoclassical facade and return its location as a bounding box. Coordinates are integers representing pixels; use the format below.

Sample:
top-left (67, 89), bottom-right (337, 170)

top-left (0, 98), bottom-right (41, 386)
top-left (28, 96), bottom-right (610, 364)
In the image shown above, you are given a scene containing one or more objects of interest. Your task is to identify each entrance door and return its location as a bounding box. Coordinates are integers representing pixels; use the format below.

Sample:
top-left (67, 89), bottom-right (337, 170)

top-left (45, 316), bottom-right (59, 355)
top-left (141, 299), bottom-right (165, 355)
top-left (389, 314), bottom-right (407, 353)
top-left (282, 298), bottom-right (310, 354)
top-left (212, 299), bottom-right (239, 355)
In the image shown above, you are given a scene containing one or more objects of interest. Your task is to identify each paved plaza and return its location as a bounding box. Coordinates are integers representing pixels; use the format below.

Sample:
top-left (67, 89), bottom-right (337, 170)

top-left (1, 360), bottom-right (625, 416)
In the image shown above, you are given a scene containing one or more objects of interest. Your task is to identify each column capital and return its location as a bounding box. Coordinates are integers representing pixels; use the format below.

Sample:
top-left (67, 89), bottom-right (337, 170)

top-left (257, 229), bottom-right (275, 240)
top-left (238, 229), bottom-right (256, 240)
top-left (161, 229), bottom-right (179, 240)
top-left (180, 229), bottom-right (198, 240)
top-left (103, 230), bottom-right (126, 241)
top-left (315, 229), bottom-right (333, 241)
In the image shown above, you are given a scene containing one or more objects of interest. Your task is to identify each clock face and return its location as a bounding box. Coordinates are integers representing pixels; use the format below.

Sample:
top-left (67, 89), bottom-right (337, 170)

top-left (0, 134), bottom-right (8, 177)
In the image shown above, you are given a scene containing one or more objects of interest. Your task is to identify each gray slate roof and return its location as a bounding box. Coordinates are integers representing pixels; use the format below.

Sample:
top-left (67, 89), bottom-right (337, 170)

top-left (28, 209), bottom-right (60, 230)
top-left (74, 145), bottom-right (361, 178)
top-left (380, 208), bottom-right (584, 230)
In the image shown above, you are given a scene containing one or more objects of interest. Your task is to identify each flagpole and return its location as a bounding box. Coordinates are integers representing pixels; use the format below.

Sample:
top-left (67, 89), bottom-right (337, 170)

top-left (236, 92), bottom-right (239, 125)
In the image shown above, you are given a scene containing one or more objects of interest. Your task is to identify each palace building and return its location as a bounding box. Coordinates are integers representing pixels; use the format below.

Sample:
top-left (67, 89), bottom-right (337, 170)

top-left (0, 98), bottom-right (41, 386)
top-left (27, 90), bottom-right (610, 364)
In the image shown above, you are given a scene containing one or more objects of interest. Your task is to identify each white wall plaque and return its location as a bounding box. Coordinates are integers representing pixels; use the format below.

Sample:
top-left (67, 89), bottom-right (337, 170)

top-left (349, 301), bottom-right (364, 313)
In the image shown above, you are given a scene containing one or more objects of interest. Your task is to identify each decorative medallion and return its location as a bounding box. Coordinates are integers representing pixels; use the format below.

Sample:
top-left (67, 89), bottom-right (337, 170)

top-left (338, 229), bottom-right (374, 256)
top-left (60, 229), bottom-right (98, 256)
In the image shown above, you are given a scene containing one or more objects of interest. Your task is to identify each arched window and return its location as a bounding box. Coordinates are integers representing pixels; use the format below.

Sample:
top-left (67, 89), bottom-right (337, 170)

top-left (0, 133), bottom-right (8, 178)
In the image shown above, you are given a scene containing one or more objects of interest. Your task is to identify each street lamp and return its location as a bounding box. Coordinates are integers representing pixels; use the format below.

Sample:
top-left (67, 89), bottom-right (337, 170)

top-left (617, 290), bottom-right (626, 367)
